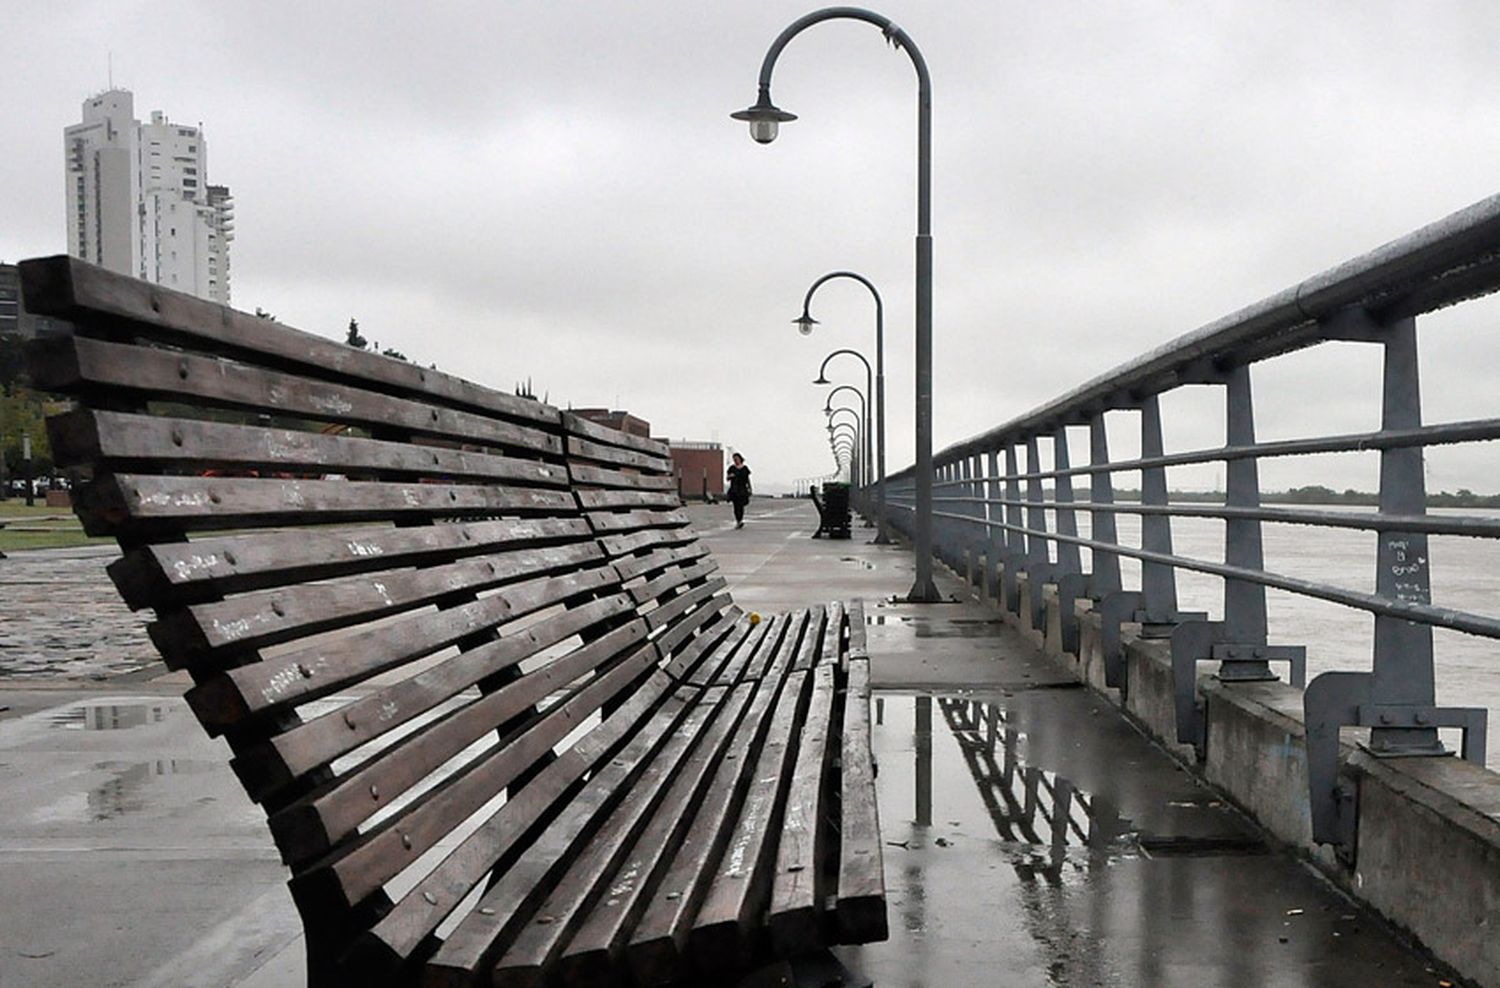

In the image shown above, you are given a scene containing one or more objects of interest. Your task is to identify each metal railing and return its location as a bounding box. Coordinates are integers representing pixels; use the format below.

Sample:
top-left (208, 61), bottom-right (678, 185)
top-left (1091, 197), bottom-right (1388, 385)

top-left (880, 191), bottom-right (1500, 852)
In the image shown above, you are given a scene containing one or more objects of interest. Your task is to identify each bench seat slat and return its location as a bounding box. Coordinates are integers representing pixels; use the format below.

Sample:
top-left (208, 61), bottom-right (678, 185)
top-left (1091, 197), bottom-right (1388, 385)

top-left (836, 657), bottom-right (888, 944)
top-left (451, 685), bottom-right (730, 985)
top-left (816, 600), bottom-right (847, 668)
top-left (49, 408), bottom-right (567, 485)
top-left (185, 568), bottom-right (620, 728)
top-left (267, 617), bottom-right (647, 863)
top-left (31, 335), bottom-right (564, 454)
top-left (689, 663), bottom-right (810, 973)
top-left (768, 662), bottom-right (838, 954)
top-left (347, 666), bottom-right (675, 980)
top-left (243, 595), bottom-right (637, 807)
top-left (623, 617), bottom-right (797, 985)
top-left (684, 614), bottom-right (767, 688)
top-left (657, 606), bottom-right (742, 679)
top-left (299, 651), bottom-right (667, 921)
top-left (106, 517), bottom-right (594, 611)
top-left (21, 255), bottom-right (559, 428)
top-left (152, 541), bottom-right (605, 657)
top-left (496, 679), bottom-right (759, 986)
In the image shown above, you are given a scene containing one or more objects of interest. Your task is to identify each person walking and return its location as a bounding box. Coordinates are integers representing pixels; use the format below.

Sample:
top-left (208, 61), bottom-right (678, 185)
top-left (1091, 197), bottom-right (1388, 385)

top-left (726, 453), bottom-right (752, 529)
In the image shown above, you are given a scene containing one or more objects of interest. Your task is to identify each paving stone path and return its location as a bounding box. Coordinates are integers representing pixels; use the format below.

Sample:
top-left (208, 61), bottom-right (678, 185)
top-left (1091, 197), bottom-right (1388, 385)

top-left (0, 546), bottom-right (156, 679)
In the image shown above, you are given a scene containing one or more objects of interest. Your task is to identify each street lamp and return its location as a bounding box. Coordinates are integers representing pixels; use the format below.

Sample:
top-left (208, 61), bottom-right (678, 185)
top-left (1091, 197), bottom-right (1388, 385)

top-left (828, 412), bottom-right (861, 488)
top-left (735, 7), bottom-right (939, 600)
top-left (822, 383), bottom-right (870, 510)
top-left (814, 346), bottom-right (885, 539)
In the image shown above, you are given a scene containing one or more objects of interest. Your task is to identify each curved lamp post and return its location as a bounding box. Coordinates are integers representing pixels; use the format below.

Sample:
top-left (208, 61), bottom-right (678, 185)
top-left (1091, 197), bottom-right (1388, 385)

top-left (803, 281), bottom-right (890, 543)
top-left (823, 384), bottom-right (870, 509)
top-left (828, 413), bottom-right (861, 488)
top-left (734, 6), bottom-right (939, 601)
top-left (815, 350), bottom-right (881, 535)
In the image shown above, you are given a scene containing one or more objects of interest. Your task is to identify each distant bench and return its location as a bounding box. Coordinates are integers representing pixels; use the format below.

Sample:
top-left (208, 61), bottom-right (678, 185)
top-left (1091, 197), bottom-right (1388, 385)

top-left (21, 255), bottom-right (886, 987)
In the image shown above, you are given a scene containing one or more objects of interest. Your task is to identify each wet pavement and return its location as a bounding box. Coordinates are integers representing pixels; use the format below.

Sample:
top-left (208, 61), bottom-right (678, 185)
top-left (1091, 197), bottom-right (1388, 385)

top-left (0, 500), bottom-right (1466, 987)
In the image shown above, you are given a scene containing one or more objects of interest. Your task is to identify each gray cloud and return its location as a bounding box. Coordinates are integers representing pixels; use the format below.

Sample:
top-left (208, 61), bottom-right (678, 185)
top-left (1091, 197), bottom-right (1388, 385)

top-left (6, 1), bottom-right (1500, 491)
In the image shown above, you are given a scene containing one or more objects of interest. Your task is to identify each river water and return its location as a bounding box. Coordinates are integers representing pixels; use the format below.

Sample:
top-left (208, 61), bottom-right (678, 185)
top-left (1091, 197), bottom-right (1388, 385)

top-left (1063, 507), bottom-right (1500, 763)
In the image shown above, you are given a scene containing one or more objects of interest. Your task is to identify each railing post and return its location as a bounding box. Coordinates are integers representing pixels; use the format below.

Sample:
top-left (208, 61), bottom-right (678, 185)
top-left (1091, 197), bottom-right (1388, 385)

top-left (984, 448), bottom-right (1003, 604)
top-left (1023, 435), bottom-right (1050, 631)
top-left (1087, 412), bottom-right (1138, 690)
top-left (1137, 396), bottom-right (1182, 630)
top-left (1051, 425), bottom-right (1088, 653)
top-left (1002, 444), bottom-right (1023, 615)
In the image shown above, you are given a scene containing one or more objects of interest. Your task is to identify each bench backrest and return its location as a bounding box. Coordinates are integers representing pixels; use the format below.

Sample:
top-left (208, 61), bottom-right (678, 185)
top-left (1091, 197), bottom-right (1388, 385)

top-left (20, 255), bottom-right (747, 979)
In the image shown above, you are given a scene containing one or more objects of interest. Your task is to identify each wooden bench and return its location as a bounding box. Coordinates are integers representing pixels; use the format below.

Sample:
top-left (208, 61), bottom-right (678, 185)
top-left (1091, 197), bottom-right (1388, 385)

top-left (20, 255), bottom-right (886, 987)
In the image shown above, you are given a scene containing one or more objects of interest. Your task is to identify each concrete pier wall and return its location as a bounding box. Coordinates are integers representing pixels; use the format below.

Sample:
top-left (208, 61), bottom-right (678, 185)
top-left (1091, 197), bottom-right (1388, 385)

top-left (985, 563), bottom-right (1500, 986)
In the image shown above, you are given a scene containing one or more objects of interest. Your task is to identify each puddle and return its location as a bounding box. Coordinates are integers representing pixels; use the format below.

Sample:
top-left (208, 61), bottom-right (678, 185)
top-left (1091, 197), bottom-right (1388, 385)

top-left (49, 701), bottom-right (172, 731)
top-left (87, 759), bottom-right (219, 820)
top-left (838, 557), bottom-right (876, 570)
top-left (875, 694), bottom-right (1138, 888)
top-left (868, 615), bottom-right (1009, 638)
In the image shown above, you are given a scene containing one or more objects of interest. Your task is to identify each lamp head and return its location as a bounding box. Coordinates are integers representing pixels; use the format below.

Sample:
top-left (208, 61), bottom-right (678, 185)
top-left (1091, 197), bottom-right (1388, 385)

top-left (731, 98), bottom-right (797, 144)
top-left (792, 313), bottom-right (818, 336)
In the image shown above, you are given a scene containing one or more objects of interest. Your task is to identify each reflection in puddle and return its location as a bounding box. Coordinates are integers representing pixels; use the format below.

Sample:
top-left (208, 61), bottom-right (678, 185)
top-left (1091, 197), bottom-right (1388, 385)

top-left (868, 615), bottom-right (1009, 638)
top-left (90, 760), bottom-right (218, 820)
top-left (49, 702), bottom-right (172, 731)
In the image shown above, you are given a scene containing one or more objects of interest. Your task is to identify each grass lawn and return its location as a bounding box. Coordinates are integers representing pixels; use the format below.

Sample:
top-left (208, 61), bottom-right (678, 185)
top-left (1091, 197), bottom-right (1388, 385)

top-left (0, 499), bottom-right (112, 552)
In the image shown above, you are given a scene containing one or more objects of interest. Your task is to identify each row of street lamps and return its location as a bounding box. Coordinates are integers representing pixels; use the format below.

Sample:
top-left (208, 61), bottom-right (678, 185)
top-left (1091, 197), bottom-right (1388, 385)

top-left (732, 6), bottom-right (939, 602)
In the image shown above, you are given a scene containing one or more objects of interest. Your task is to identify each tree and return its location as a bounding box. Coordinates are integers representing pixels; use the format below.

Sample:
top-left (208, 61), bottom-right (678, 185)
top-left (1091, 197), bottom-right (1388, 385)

top-left (345, 318), bottom-right (368, 350)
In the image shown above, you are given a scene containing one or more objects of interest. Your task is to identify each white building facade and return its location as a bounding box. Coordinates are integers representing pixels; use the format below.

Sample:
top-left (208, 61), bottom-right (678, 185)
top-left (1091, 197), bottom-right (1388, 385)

top-left (64, 89), bottom-right (234, 304)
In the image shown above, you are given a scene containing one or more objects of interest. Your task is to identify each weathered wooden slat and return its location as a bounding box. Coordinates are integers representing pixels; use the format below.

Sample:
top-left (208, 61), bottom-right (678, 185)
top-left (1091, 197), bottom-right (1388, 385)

top-left (346, 667), bottom-right (675, 983)
top-left (575, 489), bottom-right (681, 512)
top-left (685, 614), bottom-right (775, 688)
top-left (567, 462), bottom-right (678, 492)
top-left (597, 527), bottom-right (696, 560)
top-left (655, 602), bottom-right (740, 676)
top-left (768, 662), bottom-right (837, 955)
top-left (28, 335), bottom-right (565, 453)
top-left (584, 508), bottom-right (689, 535)
top-left (484, 686), bottom-right (740, 988)
top-left (562, 412), bottom-right (670, 458)
top-left (152, 542), bottom-right (605, 658)
top-left (567, 437), bottom-right (671, 473)
top-left (503, 681), bottom-right (758, 987)
top-left (613, 542), bottom-right (711, 583)
top-left (72, 473), bottom-right (577, 536)
top-left (628, 559), bottom-right (720, 608)
top-left (642, 578), bottom-right (728, 633)
top-left (789, 606), bottom-right (828, 673)
top-left (243, 597), bottom-right (638, 812)
top-left (296, 655), bottom-right (668, 928)
top-left (815, 601), bottom-right (847, 668)
top-left (742, 609), bottom-right (809, 682)
top-left (106, 517), bottom-right (593, 611)
top-left (847, 598), bottom-right (869, 662)
top-left (835, 657), bottom-right (887, 944)
top-left (689, 667), bottom-right (810, 973)
top-left (623, 633), bottom-right (796, 986)
top-left (47, 408), bottom-right (567, 486)
top-left (19, 255), bottom-right (560, 427)
top-left (185, 567), bottom-right (620, 729)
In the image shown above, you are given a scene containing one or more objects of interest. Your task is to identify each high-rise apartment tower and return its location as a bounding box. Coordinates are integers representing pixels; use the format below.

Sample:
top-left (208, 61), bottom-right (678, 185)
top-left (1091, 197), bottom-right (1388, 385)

top-left (64, 89), bottom-right (234, 304)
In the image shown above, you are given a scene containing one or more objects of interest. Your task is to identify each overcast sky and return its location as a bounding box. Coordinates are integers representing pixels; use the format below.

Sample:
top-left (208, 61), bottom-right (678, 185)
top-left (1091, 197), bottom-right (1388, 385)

top-left (5, 1), bottom-right (1500, 493)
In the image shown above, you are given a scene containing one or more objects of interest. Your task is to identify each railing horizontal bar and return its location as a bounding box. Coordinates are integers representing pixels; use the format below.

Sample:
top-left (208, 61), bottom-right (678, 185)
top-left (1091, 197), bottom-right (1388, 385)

top-left (926, 418), bottom-right (1500, 485)
top-left (929, 496), bottom-right (1500, 539)
top-left (930, 509), bottom-right (1500, 639)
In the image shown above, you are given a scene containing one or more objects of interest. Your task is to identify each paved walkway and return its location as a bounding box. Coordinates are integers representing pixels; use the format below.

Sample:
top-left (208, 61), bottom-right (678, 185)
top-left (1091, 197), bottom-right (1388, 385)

top-left (0, 501), bottom-right (1461, 987)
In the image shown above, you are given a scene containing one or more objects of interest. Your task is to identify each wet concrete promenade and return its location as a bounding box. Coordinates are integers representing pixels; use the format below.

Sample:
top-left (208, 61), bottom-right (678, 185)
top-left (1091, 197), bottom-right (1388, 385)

top-left (0, 501), bottom-right (1464, 987)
